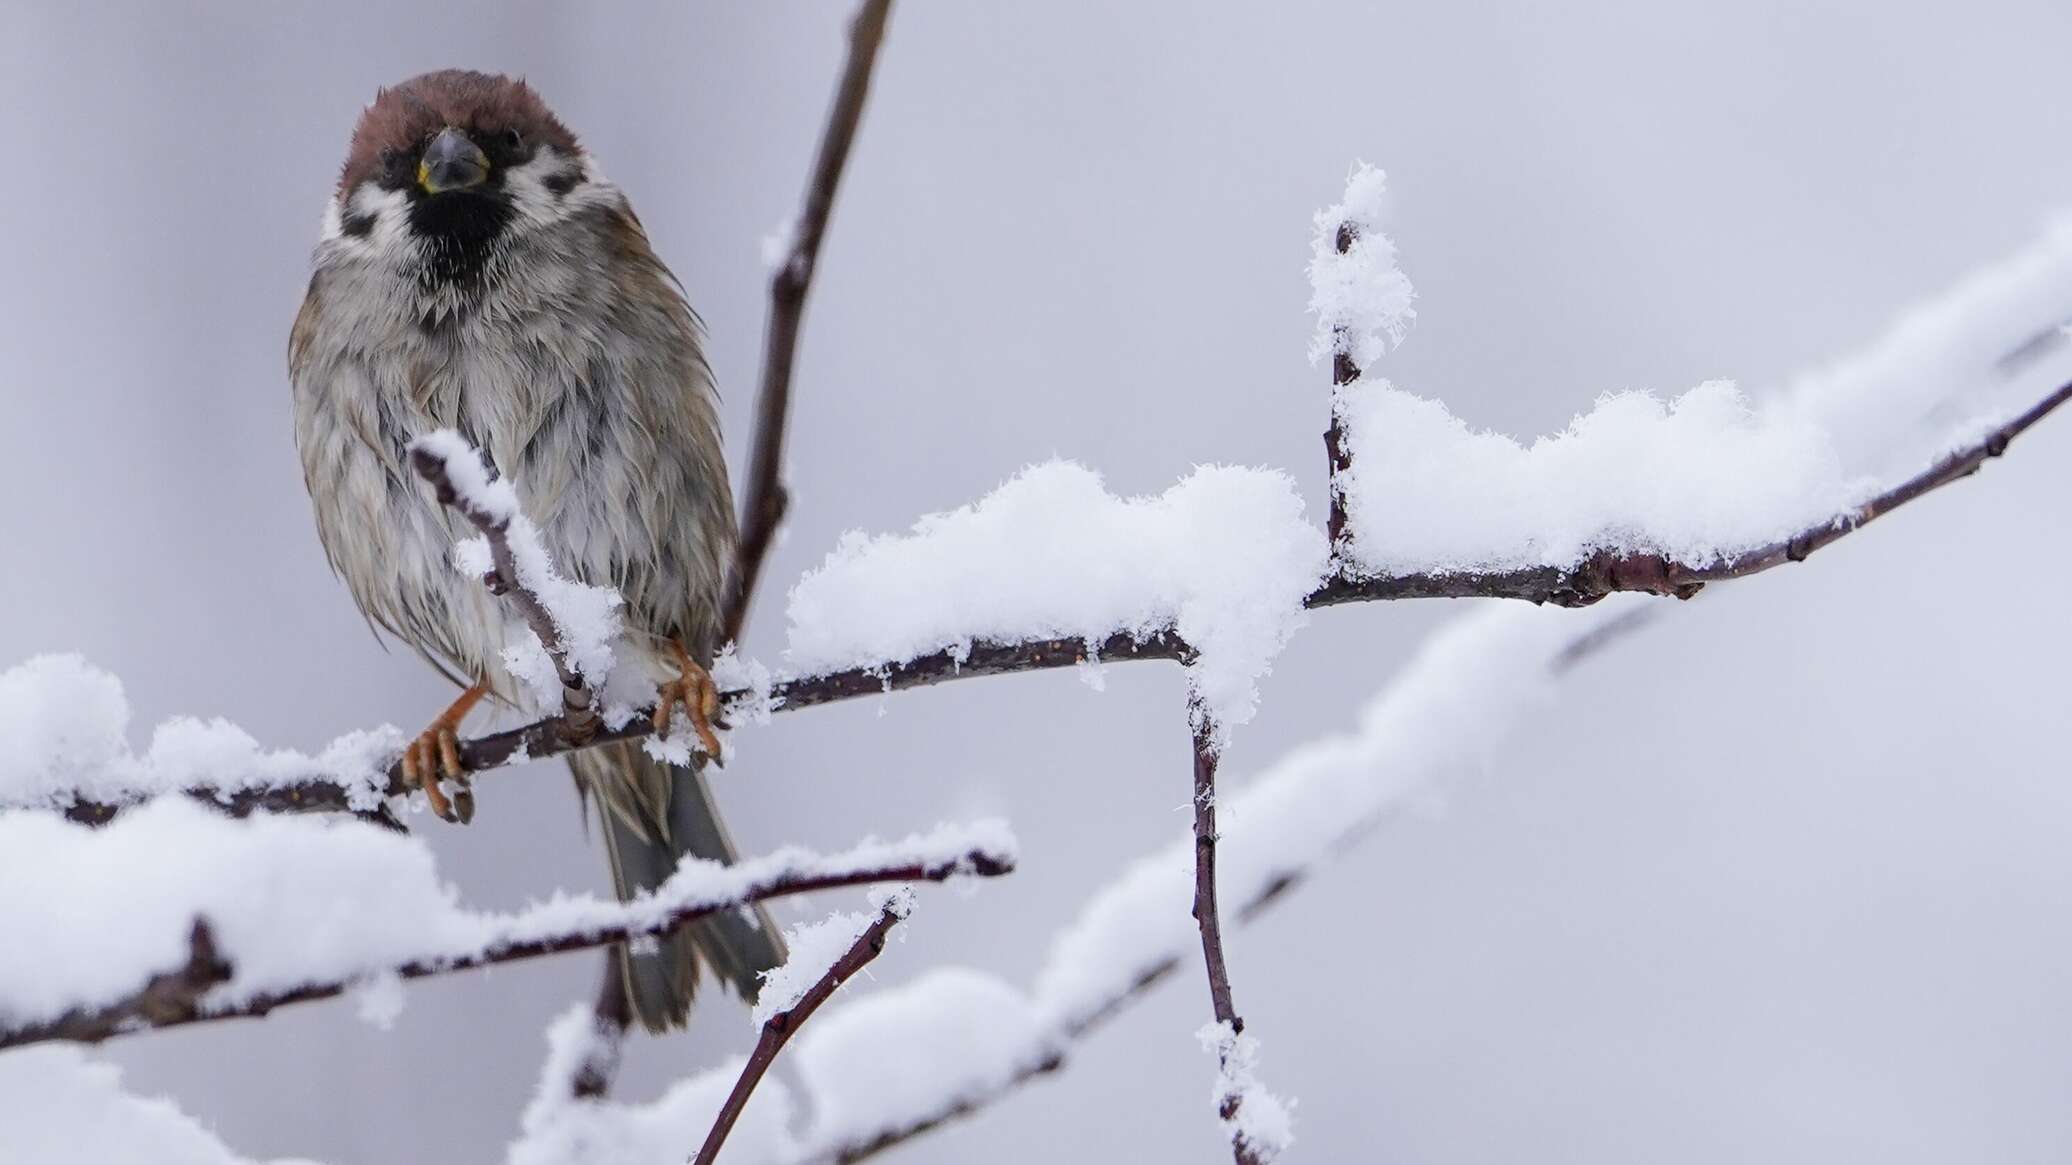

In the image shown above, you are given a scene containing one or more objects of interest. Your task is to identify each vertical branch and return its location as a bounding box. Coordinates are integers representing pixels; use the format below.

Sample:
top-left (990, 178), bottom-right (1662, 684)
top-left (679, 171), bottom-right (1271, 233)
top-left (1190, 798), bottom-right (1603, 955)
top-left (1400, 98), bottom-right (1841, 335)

top-left (724, 0), bottom-right (896, 646)
top-left (692, 895), bottom-right (910, 1165)
top-left (589, 0), bottom-right (896, 1092)
top-left (1191, 705), bottom-right (1264, 1165)
top-left (1324, 220), bottom-right (1360, 551)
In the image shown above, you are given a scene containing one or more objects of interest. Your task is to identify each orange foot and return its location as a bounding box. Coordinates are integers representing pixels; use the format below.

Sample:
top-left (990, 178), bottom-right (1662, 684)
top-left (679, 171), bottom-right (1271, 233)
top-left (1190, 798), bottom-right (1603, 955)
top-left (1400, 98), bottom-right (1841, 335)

top-left (400, 678), bottom-right (491, 823)
top-left (653, 640), bottom-right (725, 765)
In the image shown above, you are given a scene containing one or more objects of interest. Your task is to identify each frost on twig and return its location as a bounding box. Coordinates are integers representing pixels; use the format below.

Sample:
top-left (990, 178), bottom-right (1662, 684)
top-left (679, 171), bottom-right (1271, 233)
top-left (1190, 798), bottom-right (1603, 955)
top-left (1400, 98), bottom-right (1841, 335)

top-left (406, 430), bottom-right (621, 736)
top-left (693, 889), bottom-right (914, 1165)
top-left (1198, 1021), bottom-right (1293, 1165)
top-left (0, 810), bottom-right (1013, 1053)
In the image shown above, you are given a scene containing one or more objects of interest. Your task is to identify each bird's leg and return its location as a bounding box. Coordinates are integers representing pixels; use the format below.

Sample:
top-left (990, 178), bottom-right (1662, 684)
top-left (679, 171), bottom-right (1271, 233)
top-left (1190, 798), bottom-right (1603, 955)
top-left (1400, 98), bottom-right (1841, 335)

top-left (400, 677), bottom-right (491, 823)
top-left (652, 639), bottom-right (725, 765)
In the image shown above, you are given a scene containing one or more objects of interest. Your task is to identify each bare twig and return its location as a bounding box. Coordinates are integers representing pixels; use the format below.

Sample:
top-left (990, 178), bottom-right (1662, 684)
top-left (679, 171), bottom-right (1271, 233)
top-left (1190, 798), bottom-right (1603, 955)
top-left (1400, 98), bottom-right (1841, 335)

top-left (0, 846), bottom-right (1007, 1054)
top-left (725, 0), bottom-right (895, 646)
top-left (1189, 709), bottom-right (1265, 1165)
top-left (407, 439), bottom-right (599, 738)
top-left (694, 894), bottom-right (910, 1165)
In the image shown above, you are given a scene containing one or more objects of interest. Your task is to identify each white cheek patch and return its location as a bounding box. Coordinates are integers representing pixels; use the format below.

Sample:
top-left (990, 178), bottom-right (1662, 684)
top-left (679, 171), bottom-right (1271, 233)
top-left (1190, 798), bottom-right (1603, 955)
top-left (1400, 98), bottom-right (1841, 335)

top-left (504, 148), bottom-right (618, 231)
top-left (319, 183), bottom-right (419, 266)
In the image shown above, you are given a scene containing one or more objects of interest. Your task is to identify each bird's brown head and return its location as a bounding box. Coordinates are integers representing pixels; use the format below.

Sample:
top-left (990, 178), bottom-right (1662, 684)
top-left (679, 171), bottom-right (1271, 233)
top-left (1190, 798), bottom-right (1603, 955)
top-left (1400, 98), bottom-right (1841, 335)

top-left (329, 71), bottom-right (595, 284)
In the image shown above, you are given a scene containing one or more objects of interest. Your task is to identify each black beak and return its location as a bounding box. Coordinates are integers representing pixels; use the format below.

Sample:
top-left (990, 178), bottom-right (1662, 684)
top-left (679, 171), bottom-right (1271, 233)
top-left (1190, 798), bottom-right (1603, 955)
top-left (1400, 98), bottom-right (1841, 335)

top-left (418, 127), bottom-right (489, 194)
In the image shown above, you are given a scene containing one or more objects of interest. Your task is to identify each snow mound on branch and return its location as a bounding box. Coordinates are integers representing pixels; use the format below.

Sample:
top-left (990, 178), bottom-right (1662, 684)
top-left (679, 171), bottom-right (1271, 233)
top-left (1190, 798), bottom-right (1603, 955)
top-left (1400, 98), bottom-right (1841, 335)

top-left (0, 801), bottom-right (1011, 1034)
top-left (0, 1045), bottom-right (321, 1165)
top-left (1338, 381), bottom-right (1869, 575)
top-left (1320, 170), bottom-right (2072, 577)
top-left (782, 461), bottom-right (1327, 744)
top-left (0, 654), bottom-right (400, 814)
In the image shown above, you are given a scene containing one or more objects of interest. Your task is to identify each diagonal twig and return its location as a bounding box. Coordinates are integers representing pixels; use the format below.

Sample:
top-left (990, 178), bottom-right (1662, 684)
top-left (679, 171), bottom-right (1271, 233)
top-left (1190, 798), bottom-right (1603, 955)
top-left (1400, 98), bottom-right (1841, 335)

top-left (0, 845), bottom-right (1006, 1054)
top-left (693, 892), bottom-right (911, 1165)
top-left (724, 0), bottom-right (895, 647)
top-left (408, 436), bottom-right (600, 738)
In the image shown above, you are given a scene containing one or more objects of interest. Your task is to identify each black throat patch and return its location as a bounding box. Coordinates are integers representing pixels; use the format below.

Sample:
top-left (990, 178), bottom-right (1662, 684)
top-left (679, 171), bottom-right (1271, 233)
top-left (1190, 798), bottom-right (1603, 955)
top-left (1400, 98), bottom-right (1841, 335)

top-left (407, 190), bottom-right (515, 301)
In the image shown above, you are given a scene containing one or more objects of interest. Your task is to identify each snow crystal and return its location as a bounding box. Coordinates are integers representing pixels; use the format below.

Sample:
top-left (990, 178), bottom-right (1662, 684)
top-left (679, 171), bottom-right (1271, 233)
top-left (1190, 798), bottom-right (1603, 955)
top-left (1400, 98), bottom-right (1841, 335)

top-left (783, 461), bottom-right (1327, 744)
top-left (0, 654), bottom-right (400, 814)
top-left (1197, 1021), bottom-right (1294, 1162)
top-left (1307, 162), bottom-right (1414, 372)
top-left (510, 1008), bottom-right (795, 1165)
top-left (0, 1045), bottom-right (320, 1165)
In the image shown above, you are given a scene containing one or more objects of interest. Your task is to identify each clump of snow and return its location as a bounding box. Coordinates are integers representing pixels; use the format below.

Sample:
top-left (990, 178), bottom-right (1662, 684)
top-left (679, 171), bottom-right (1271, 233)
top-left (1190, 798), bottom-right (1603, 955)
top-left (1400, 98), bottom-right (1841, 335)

top-left (1317, 167), bottom-right (2072, 579)
top-left (0, 1045), bottom-right (321, 1165)
top-left (1337, 381), bottom-right (1871, 575)
top-left (1307, 162), bottom-right (1415, 371)
top-left (510, 1007), bottom-right (796, 1165)
top-left (791, 967), bottom-right (1062, 1155)
top-left (783, 461), bottom-right (1327, 745)
top-left (349, 971), bottom-right (406, 1030)
top-left (0, 654), bottom-right (400, 814)
top-left (712, 644), bottom-right (777, 725)
top-left (753, 888), bottom-right (913, 1027)
top-left (1197, 1021), bottom-right (1293, 1163)
top-left (0, 800), bottom-right (1014, 1035)
top-left (411, 431), bottom-right (634, 717)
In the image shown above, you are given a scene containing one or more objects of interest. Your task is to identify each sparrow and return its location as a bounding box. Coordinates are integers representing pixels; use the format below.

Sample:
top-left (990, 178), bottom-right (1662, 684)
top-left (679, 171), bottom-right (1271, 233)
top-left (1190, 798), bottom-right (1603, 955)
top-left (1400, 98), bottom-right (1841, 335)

top-left (288, 69), bottom-right (783, 1030)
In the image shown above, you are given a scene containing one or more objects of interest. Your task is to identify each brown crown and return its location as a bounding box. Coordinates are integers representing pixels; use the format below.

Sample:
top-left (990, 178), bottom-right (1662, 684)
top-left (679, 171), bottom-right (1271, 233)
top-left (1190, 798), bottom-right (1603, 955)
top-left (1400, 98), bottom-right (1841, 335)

top-left (337, 70), bottom-right (581, 199)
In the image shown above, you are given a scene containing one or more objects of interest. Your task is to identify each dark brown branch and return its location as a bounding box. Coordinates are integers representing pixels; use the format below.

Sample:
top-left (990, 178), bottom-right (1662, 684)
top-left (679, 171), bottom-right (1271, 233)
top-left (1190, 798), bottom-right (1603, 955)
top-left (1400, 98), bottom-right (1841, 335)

top-left (49, 377), bottom-right (2072, 828)
top-left (693, 894), bottom-right (909, 1165)
top-left (725, 0), bottom-right (895, 646)
top-left (0, 846), bottom-right (1008, 1054)
top-left (1189, 709), bottom-right (1264, 1165)
top-left (407, 438), bottom-right (599, 737)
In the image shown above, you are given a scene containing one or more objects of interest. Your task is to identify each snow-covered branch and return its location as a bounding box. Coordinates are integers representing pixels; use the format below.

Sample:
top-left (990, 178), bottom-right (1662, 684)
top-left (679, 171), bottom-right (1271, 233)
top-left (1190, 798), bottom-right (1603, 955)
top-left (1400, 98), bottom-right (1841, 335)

top-left (407, 432), bottom-right (605, 738)
top-left (0, 814), bottom-right (1011, 1053)
top-left (693, 891), bottom-right (912, 1165)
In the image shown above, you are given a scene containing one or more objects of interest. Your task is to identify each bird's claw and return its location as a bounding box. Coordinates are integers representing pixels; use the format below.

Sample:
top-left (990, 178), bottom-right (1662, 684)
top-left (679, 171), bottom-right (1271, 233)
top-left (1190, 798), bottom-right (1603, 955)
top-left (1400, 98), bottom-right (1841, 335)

top-left (400, 678), bottom-right (490, 823)
top-left (653, 642), bottom-right (725, 765)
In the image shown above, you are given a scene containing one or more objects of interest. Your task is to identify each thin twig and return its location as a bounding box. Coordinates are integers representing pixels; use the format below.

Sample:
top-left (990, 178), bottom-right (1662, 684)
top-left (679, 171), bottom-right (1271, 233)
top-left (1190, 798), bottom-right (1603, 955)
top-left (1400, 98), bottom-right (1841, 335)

top-left (1189, 708), bottom-right (1264, 1165)
top-left (724, 0), bottom-right (895, 646)
top-left (1324, 219), bottom-right (1360, 550)
top-left (0, 847), bottom-right (1007, 1054)
top-left (693, 894), bottom-right (910, 1165)
top-left (407, 439), bottom-right (599, 737)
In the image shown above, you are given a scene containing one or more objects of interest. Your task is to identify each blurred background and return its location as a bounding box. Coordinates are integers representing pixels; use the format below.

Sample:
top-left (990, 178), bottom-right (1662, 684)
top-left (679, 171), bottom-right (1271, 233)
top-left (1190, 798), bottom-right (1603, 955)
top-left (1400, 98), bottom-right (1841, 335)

top-left (5, 2), bottom-right (2072, 1161)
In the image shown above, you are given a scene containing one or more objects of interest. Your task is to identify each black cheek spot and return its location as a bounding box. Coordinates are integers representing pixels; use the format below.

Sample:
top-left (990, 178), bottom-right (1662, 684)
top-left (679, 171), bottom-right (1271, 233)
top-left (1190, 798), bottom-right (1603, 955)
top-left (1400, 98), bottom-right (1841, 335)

top-left (543, 167), bottom-right (581, 199)
top-left (340, 209), bottom-right (376, 238)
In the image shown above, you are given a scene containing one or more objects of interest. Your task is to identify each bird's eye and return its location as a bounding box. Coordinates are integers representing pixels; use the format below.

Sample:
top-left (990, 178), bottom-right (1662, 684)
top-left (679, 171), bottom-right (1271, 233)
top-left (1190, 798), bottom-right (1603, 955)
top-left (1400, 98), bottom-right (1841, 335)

top-left (502, 128), bottom-right (525, 154)
top-left (378, 146), bottom-right (407, 178)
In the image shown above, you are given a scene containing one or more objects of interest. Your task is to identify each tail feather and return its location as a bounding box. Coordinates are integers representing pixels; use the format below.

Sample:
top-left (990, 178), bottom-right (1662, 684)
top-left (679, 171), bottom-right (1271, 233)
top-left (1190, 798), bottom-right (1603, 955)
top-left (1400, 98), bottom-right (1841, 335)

top-left (571, 741), bottom-right (786, 1032)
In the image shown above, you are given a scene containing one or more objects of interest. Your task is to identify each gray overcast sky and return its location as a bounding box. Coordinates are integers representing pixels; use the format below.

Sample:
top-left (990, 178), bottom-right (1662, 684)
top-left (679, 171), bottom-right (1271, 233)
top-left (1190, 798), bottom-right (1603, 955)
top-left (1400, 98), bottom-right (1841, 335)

top-left (4, 2), bottom-right (2072, 1162)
